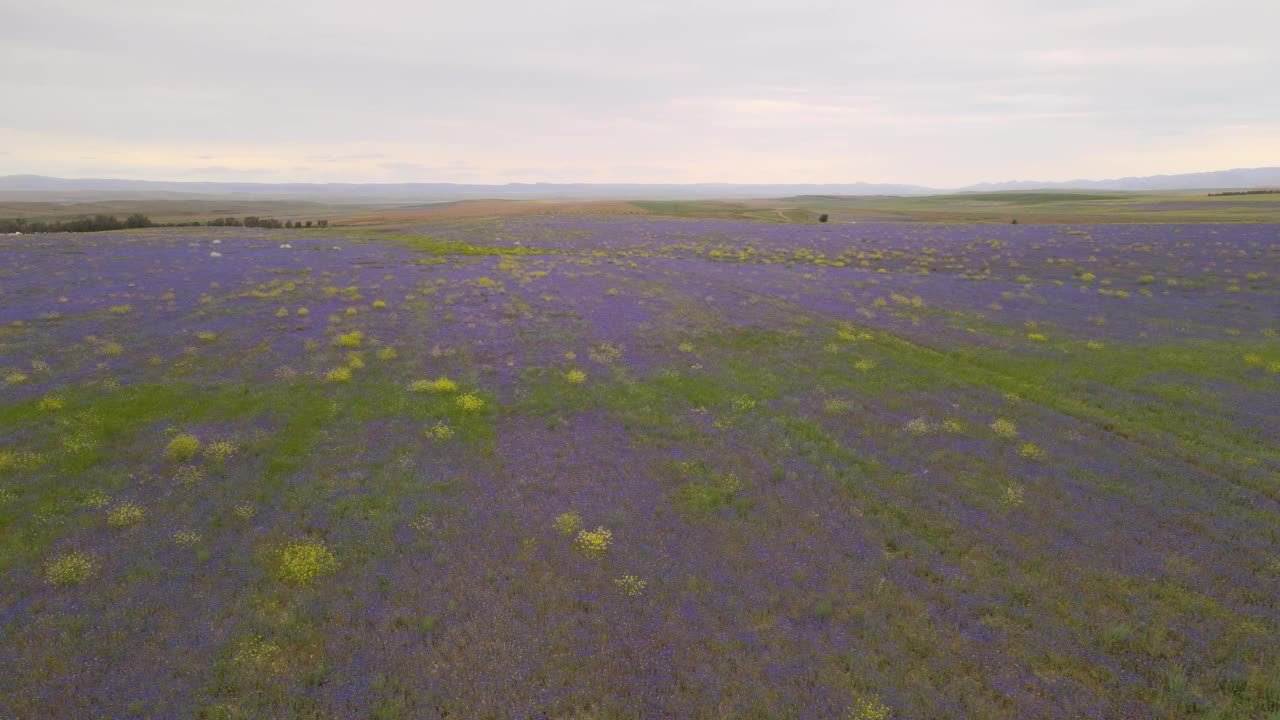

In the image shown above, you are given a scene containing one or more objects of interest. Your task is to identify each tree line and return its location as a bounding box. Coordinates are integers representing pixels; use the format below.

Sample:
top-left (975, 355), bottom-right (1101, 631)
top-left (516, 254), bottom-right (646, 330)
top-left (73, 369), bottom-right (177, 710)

top-left (1, 215), bottom-right (330, 234)
top-left (209, 217), bottom-right (329, 229)
top-left (1207, 189), bottom-right (1280, 196)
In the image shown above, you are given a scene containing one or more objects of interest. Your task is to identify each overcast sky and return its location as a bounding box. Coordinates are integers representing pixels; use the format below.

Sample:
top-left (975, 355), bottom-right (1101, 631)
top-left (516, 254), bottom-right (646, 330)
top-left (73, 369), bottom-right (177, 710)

top-left (2, 0), bottom-right (1277, 186)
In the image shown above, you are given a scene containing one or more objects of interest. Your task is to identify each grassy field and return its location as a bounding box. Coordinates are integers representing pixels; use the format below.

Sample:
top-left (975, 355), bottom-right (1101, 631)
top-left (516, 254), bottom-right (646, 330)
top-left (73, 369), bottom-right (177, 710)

top-left (1, 216), bottom-right (1278, 718)
top-left (6, 189), bottom-right (1280, 229)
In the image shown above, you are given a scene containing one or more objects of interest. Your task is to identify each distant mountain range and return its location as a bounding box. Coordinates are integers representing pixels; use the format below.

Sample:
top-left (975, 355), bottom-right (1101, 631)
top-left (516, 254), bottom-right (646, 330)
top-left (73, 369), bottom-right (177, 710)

top-left (1, 167), bottom-right (1277, 202)
top-left (963, 167), bottom-right (1280, 193)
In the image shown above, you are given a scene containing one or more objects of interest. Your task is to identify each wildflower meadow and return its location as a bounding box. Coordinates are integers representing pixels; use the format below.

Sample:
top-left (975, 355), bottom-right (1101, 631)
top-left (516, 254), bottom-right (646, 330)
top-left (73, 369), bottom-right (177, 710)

top-left (1, 218), bottom-right (1277, 718)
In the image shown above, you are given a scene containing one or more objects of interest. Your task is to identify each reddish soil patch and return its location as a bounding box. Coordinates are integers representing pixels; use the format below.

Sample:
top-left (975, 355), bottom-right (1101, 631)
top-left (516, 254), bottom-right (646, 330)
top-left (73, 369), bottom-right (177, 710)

top-left (332, 200), bottom-right (647, 225)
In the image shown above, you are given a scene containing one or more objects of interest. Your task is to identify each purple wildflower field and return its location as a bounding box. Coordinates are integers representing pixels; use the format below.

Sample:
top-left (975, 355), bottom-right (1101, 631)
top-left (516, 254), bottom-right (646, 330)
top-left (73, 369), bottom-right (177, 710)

top-left (1, 217), bottom-right (1278, 719)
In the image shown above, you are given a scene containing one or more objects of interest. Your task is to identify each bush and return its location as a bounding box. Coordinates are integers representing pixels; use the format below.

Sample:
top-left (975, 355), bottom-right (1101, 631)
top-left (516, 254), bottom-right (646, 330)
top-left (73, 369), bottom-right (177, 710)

top-left (278, 540), bottom-right (337, 584)
top-left (45, 551), bottom-right (98, 585)
top-left (107, 501), bottom-right (145, 527)
top-left (165, 434), bottom-right (202, 461)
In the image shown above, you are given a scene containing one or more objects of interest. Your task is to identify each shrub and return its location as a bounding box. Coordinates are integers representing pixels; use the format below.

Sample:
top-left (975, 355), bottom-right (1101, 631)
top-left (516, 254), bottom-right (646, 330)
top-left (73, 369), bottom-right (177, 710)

top-left (456, 393), bottom-right (485, 411)
top-left (277, 540), bottom-right (337, 585)
top-left (204, 441), bottom-right (236, 462)
top-left (424, 421), bottom-right (455, 440)
top-left (553, 511), bottom-right (583, 536)
top-left (165, 434), bottom-right (202, 461)
top-left (615, 575), bottom-right (647, 596)
top-left (990, 419), bottom-right (1018, 439)
top-left (46, 551), bottom-right (98, 585)
top-left (903, 417), bottom-right (932, 436)
top-left (335, 331), bottom-right (364, 348)
top-left (107, 501), bottom-right (145, 527)
top-left (1017, 442), bottom-right (1045, 460)
top-left (574, 527), bottom-right (613, 557)
top-left (411, 377), bottom-right (458, 393)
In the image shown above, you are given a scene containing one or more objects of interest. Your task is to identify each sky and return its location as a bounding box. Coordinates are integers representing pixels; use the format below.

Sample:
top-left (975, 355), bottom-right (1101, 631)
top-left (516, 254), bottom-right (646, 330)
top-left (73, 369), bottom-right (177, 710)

top-left (2, 0), bottom-right (1278, 187)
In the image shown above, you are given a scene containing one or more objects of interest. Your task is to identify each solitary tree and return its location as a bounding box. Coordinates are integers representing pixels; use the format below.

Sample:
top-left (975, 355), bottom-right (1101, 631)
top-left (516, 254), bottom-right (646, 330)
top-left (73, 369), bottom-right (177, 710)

top-left (818, 214), bottom-right (829, 223)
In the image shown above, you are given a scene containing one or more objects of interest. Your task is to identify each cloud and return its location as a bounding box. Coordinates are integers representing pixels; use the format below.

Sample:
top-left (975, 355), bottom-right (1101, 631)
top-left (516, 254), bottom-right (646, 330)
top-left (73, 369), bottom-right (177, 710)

top-left (1, 0), bottom-right (1276, 185)
top-left (305, 153), bottom-right (386, 162)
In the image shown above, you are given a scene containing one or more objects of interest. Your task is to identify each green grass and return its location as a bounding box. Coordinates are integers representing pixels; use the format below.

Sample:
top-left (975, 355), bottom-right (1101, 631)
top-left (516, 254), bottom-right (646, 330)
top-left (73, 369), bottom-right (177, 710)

top-left (931, 192), bottom-right (1137, 203)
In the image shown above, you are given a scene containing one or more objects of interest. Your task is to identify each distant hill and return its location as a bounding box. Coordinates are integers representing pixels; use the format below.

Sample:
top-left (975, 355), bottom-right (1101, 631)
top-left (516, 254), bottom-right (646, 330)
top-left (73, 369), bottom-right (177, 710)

top-left (0, 176), bottom-right (931, 202)
top-left (962, 167), bottom-right (1280, 192)
top-left (0, 167), bottom-right (1277, 202)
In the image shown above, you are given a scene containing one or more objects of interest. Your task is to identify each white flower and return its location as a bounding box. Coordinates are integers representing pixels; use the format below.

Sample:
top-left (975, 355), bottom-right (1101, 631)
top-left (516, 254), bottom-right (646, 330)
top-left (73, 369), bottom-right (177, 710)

top-left (280, 243), bottom-right (292, 249)
top-left (212, 239), bottom-right (222, 244)
top-left (209, 251), bottom-right (222, 258)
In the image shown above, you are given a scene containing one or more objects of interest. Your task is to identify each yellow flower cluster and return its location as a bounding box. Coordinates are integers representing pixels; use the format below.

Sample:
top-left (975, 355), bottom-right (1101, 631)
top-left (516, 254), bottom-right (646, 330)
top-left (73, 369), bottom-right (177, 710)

top-left (456, 393), bottom-right (485, 411)
top-left (410, 377), bottom-right (457, 393)
top-left (903, 418), bottom-right (933, 436)
top-left (82, 489), bottom-right (110, 508)
top-left (204, 441), bottom-right (237, 462)
top-left (990, 418), bottom-right (1018, 439)
top-left (165, 434), bottom-right (202, 462)
top-left (588, 342), bottom-right (623, 364)
top-left (1017, 442), bottom-right (1045, 460)
top-left (614, 575), bottom-right (647, 597)
top-left (848, 695), bottom-right (892, 720)
top-left (45, 551), bottom-right (98, 585)
top-left (574, 527), bottom-right (613, 557)
top-left (107, 501), bottom-right (145, 528)
top-left (553, 511), bottom-right (583, 536)
top-left (39, 396), bottom-right (66, 411)
top-left (1002, 483), bottom-right (1026, 507)
top-left (174, 465), bottom-right (205, 487)
top-left (234, 636), bottom-right (281, 668)
top-left (424, 422), bottom-right (455, 441)
top-left (277, 540), bottom-right (338, 585)
top-left (0, 449), bottom-right (44, 472)
top-left (335, 330), bottom-right (364, 348)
